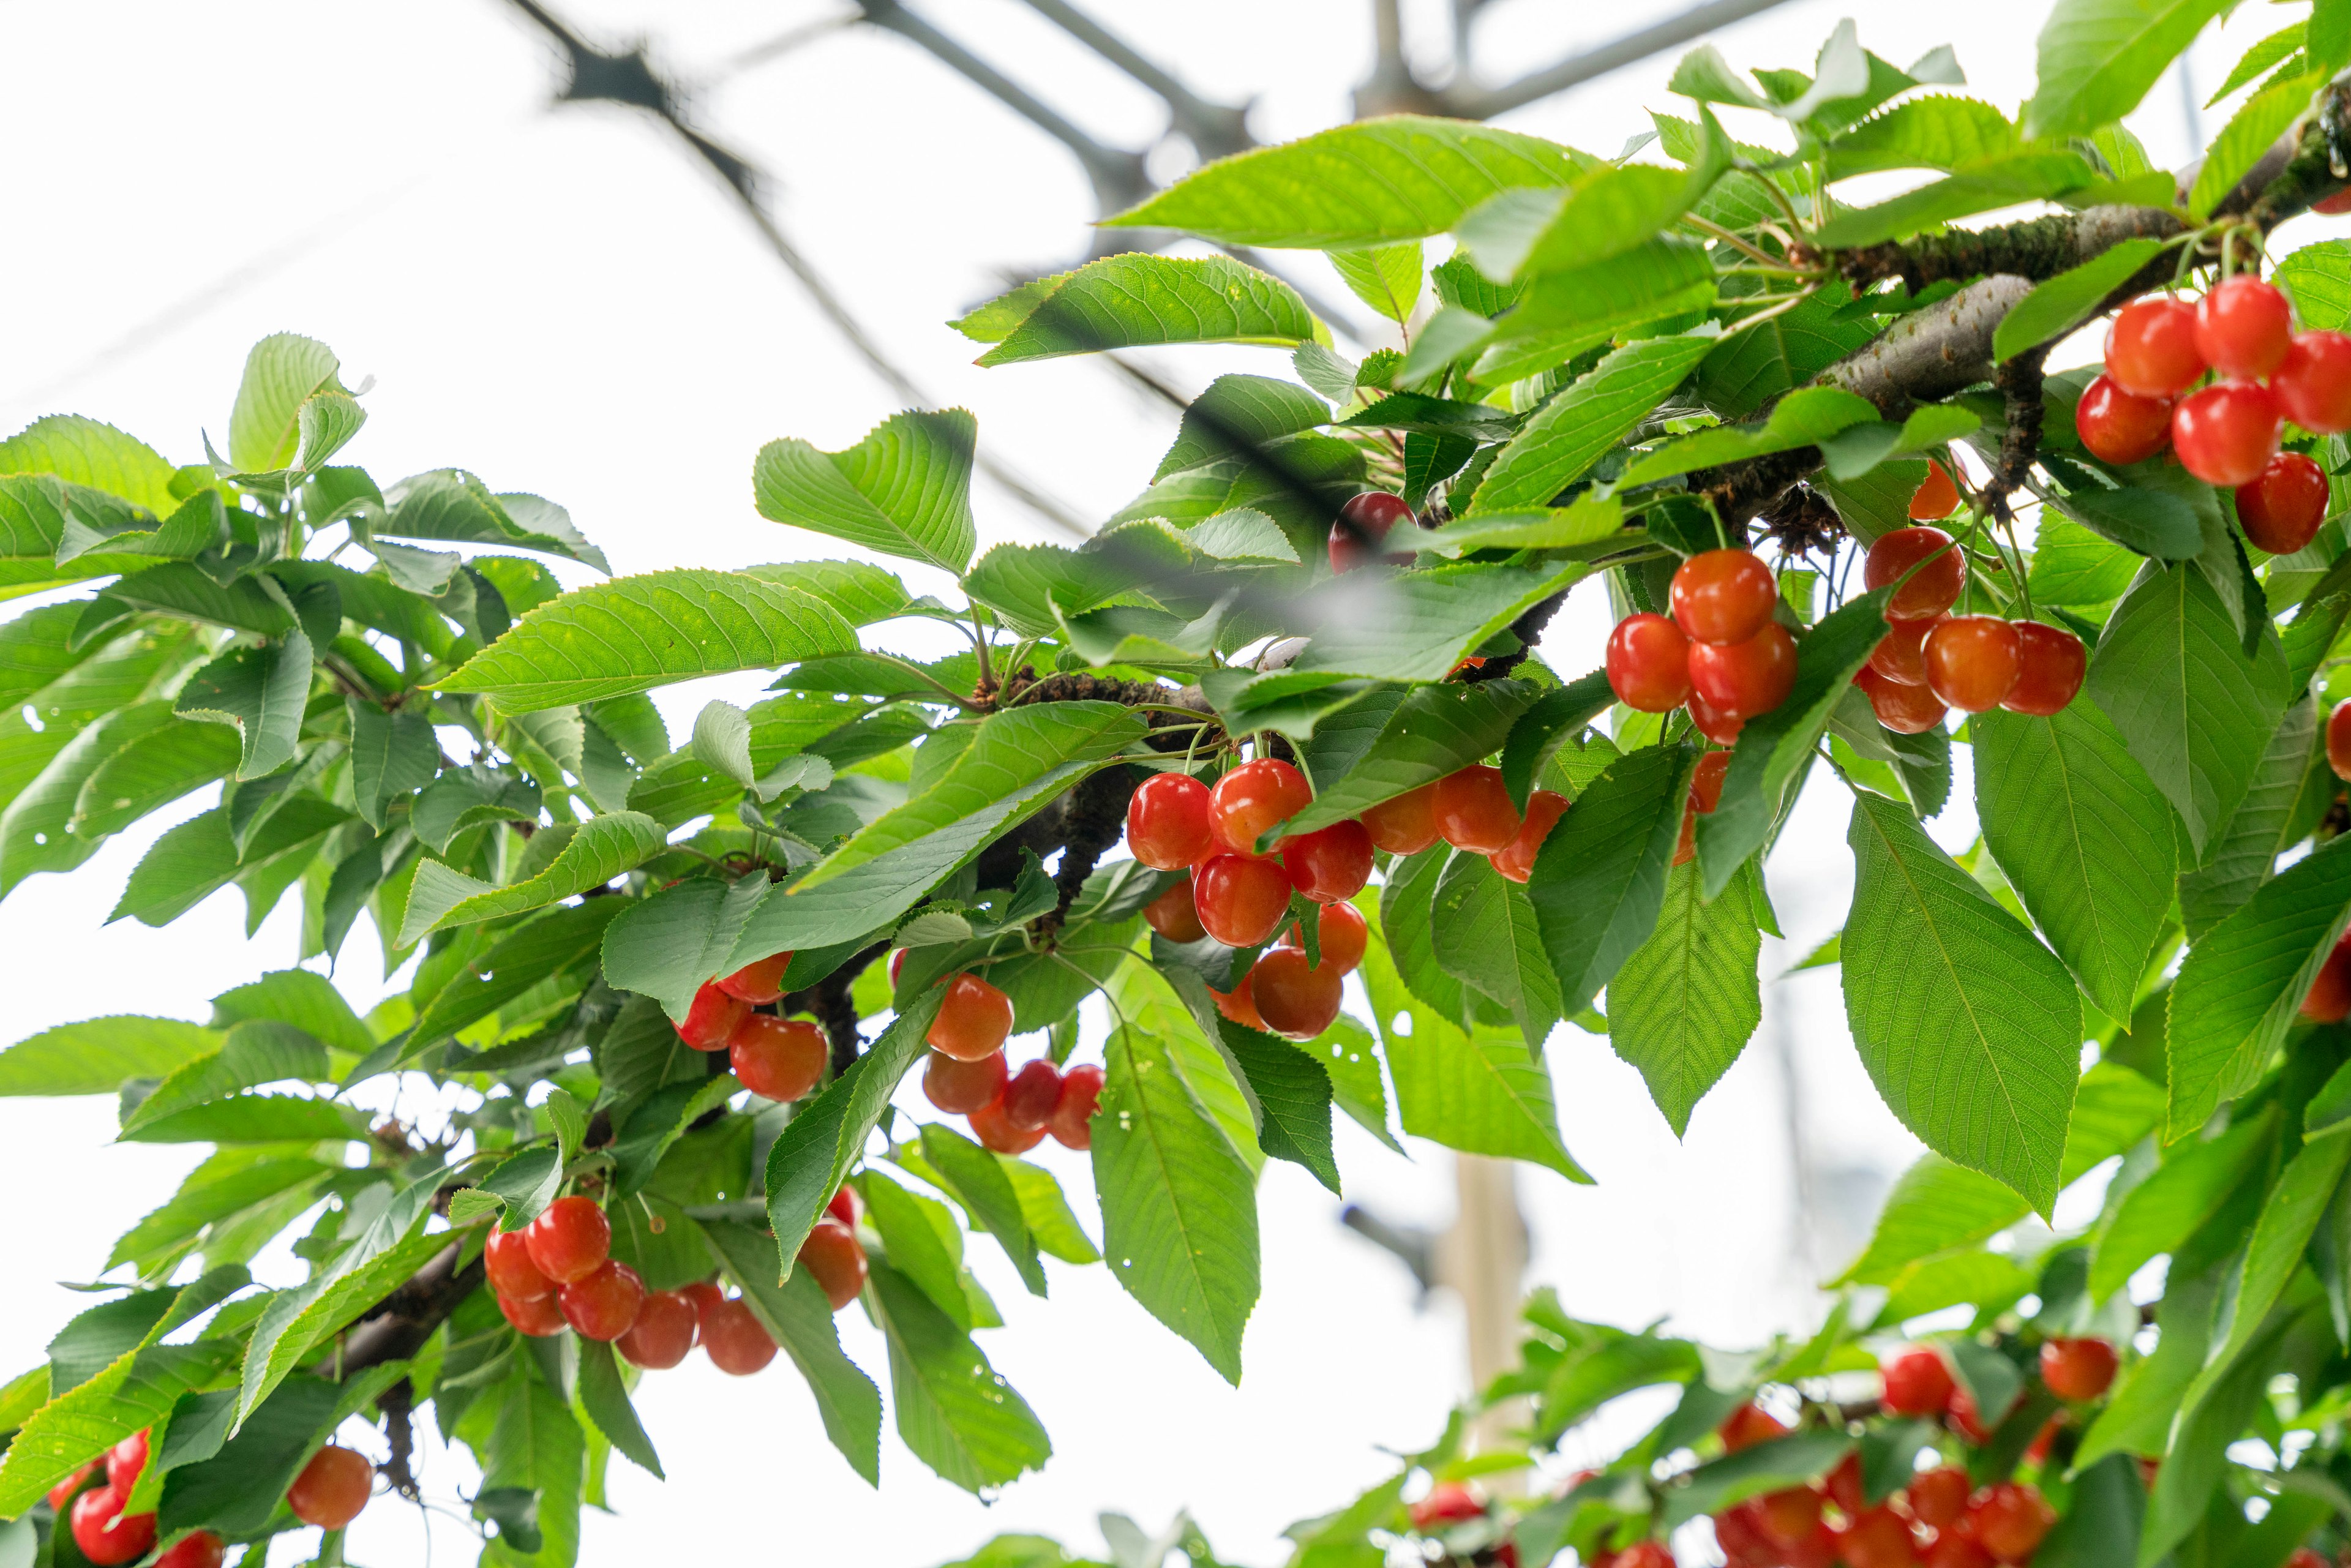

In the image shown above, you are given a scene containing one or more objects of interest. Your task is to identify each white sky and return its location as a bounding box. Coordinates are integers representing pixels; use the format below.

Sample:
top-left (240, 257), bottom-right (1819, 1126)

top-left (0, 2), bottom-right (2325, 1564)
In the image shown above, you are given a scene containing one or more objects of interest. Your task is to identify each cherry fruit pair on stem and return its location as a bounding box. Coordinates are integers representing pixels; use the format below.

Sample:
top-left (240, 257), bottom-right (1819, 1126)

top-left (674, 952), bottom-right (827, 1103)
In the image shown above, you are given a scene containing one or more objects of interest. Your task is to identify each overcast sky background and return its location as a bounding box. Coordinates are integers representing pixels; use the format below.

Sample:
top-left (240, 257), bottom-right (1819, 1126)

top-left (0, 2), bottom-right (2325, 1564)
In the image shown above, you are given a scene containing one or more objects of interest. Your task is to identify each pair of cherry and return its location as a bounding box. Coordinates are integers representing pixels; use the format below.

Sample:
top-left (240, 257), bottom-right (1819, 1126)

top-left (674, 954), bottom-right (831, 1104)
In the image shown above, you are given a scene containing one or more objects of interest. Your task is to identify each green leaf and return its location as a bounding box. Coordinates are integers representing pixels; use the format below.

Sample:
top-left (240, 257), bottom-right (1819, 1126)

top-left (1289, 560), bottom-right (1588, 683)
top-left (0, 702), bottom-right (176, 894)
top-left (109, 797), bottom-right (348, 929)
top-left (601, 874), bottom-right (777, 1021)
top-left (2030, 514), bottom-right (2143, 606)
top-left (158, 1371), bottom-right (352, 1539)
top-left (119, 1019), bottom-right (329, 1135)
top-left (1093, 1021), bottom-right (1261, 1382)
top-left (118, 1092), bottom-right (365, 1145)
top-left (348, 703), bottom-right (440, 832)
top-left (918, 1123), bottom-right (1047, 1296)
top-left (1992, 238), bottom-right (2172, 362)
top-left (1471, 238), bottom-right (1719, 383)
top-left (1152, 374), bottom-right (1333, 479)
top-left (0, 415), bottom-right (178, 515)
top-left (1695, 282), bottom-right (1883, 419)
top-left (701, 1220), bottom-right (883, 1484)
top-left (1217, 1022), bottom-right (1340, 1193)
top-left (403, 899), bottom-right (624, 1056)
top-left (0, 1341), bottom-right (238, 1518)
top-left (752, 410), bottom-right (978, 574)
top-left (2180, 694), bottom-right (2331, 939)
top-left (1529, 743), bottom-right (1695, 1017)
top-left (867, 1263), bottom-right (1050, 1493)
top-left (432, 569), bottom-right (856, 714)
top-left (2087, 1110), bottom-right (2273, 1298)
top-left (1455, 162), bottom-right (1701, 280)
top-left (1621, 387), bottom-right (1879, 486)
top-left (397, 812), bottom-right (667, 944)
top-left (2189, 69), bottom-right (2323, 219)
top-left (1843, 791), bottom-right (2085, 1213)
top-left (573, 1340), bottom-right (662, 1480)
top-left (861, 1171), bottom-right (979, 1329)
top-left (1281, 681), bottom-right (1537, 836)
top-left (378, 469), bottom-right (609, 573)
top-left (1328, 242), bottom-right (1423, 324)
top-left (2182, 1132), bottom-right (2351, 1410)
top-left (2167, 833), bottom-right (2351, 1136)
top-left (972, 255), bottom-right (1318, 364)
top-left (1433, 850), bottom-right (1562, 1049)
top-left (173, 634), bottom-right (313, 782)
top-left (1101, 116), bottom-right (1588, 247)
top-left (1660, 1433), bottom-right (1855, 1528)
top-left (2088, 562), bottom-right (2287, 855)
top-left (1812, 153), bottom-right (2099, 249)
top-left (0, 1015), bottom-right (216, 1097)
top-left (1972, 703), bottom-right (2177, 1020)
top-left (2043, 481), bottom-right (2203, 560)
top-left (227, 334), bottom-right (345, 473)
top-left (2278, 239), bottom-right (2351, 331)
top-left (1471, 332), bottom-right (1719, 514)
top-left (105, 1152), bottom-right (331, 1273)
top-left (2023, 0), bottom-right (2235, 139)
top-left (1824, 96), bottom-right (2021, 178)
top-left (1499, 671), bottom-right (1617, 809)
top-left (411, 764), bottom-right (541, 853)
top-left (1609, 861), bottom-right (1764, 1136)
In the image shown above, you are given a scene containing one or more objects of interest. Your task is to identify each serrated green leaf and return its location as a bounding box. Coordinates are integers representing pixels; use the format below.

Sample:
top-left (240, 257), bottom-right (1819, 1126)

top-left (1472, 237), bottom-right (1719, 384)
top-left (1824, 96), bottom-right (2021, 178)
top-left (0, 416), bottom-right (178, 515)
top-left (348, 702), bottom-right (439, 832)
top-left (1993, 238), bottom-right (2172, 362)
top-left (402, 898), bottom-right (624, 1057)
top-left (1814, 153), bottom-right (2099, 249)
top-left (1621, 386), bottom-right (1879, 486)
top-left (2044, 481), bottom-right (2204, 560)
top-left (1217, 1022), bottom-right (1340, 1193)
top-left (1529, 743), bottom-right (1695, 1018)
top-left (2278, 239), bottom-right (2351, 330)
top-left (227, 334), bottom-right (344, 473)
top-left (2088, 1109), bottom-right (2273, 1299)
top-left (752, 409), bottom-right (978, 574)
top-left (1280, 680), bottom-right (1537, 836)
top-left (2189, 69), bottom-right (2323, 219)
top-left (1609, 860), bottom-right (1764, 1136)
top-left (868, 1262), bottom-right (1050, 1492)
top-left (1328, 242), bottom-right (1422, 324)
top-left (1472, 332), bottom-right (1719, 514)
top-left (573, 1340), bottom-right (661, 1479)
top-left (378, 468), bottom-right (608, 572)
top-left (398, 812), bottom-right (666, 945)
top-left (173, 634), bottom-right (313, 782)
top-left (2180, 694), bottom-right (2331, 938)
top-left (919, 1123), bottom-right (1047, 1297)
top-left (2024, 0), bottom-right (2235, 140)
top-left (973, 255), bottom-right (1318, 364)
top-left (1433, 850), bottom-right (1561, 1049)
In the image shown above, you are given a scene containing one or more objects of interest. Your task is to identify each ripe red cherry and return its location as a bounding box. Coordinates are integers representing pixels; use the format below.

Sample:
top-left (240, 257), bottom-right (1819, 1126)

top-left (1926, 1534), bottom-right (1994, 1568)
top-left (1051, 1063), bottom-right (1104, 1149)
top-left (2106, 293), bottom-right (2205, 397)
top-left (2076, 373), bottom-right (2175, 465)
top-left (1209, 757), bottom-right (1313, 857)
top-left (2001, 622), bottom-right (2086, 716)
top-left (969, 1097), bottom-right (1048, 1153)
top-left (47, 1459), bottom-right (99, 1512)
top-left (1948, 1384), bottom-right (1992, 1443)
top-left (2237, 451), bottom-right (2329, 553)
top-left (1908, 457), bottom-right (1962, 520)
top-left (70, 1489), bottom-right (156, 1566)
top-left (1835, 1505), bottom-right (1919, 1568)
top-left (714, 950), bottom-right (792, 1005)
top-left (1820, 1452), bottom-right (1865, 1515)
top-left (1673, 750), bottom-right (1732, 867)
top-left (2196, 274), bottom-right (2293, 380)
top-left (107, 1430), bottom-right (148, 1493)
top-left (287, 1445), bottom-right (373, 1531)
top-left (1923, 616), bottom-right (2022, 713)
top-left (1491, 790), bottom-right (1569, 883)
top-left (2173, 380), bottom-right (2282, 485)
top-left (1359, 782), bottom-right (1440, 854)
top-left (497, 1288), bottom-right (568, 1337)
top-left (700, 1296), bottom-right (777, 1374)
top-left (1685, 687), bottom-right (1744, 745)
top-left (1250, 947), bottom-right (1344, 1040)
top-left (1127, 772), bottom-right (1215, 869)
top-left (679, 1279), bottom-right (724, 1321)
top-left (1194, 853), bottom-right (1293, 947)
top-left (1329, 490), bottom-right (1414, 573)
top-left (1614, 1545), bottom-right (1674, 1568)
top-left (1756, 1487), bottom-right (1822, 1545)
top-left (797, 1218), bottom-right (868, 1310)
top-left (1670, 548), bottom-right (1779, 645)
top-left (617, 1288), bottom-right (699, 1370)
top-left (1856, 667), bottom-right (1948, 734)
top-left (2318, 189), bottom-right (2351, 214)
top-left (1409, 1480), bottom-right (1483, 1529)
top-left (1968, 1483), bottom-right (2054, 1561)
top-left (727, 1015), bottom-right (827, 1102)
top-left (1864, 527), bottom-right (1966, 621)
top-left (2276, 329), bottom-right (2351, 432)
top-left (1284, 819), bottom-right (1374, 902)
top-left (827, 1185), bottom-right (858, 1226)
top-left (1605, 612), bottom-right (1695, 712)
top-left (2332, 700), bottom-right (2351, 781)
top-left (1715, 1500), bottom-right (1772, 1558)
top-left (1880, 1345), bottom-right (1955, 1417)
top-left (924, 1048), bottom-right (1007, 1113)
top-left (1688, 623), bottom-right (1797, 719)
top-left (2039, 1336), bottom-right (2118, 1401)
top-left (1717, 1401), bottom-right (1788, 1453)
top-left (1908, 1465), bottom-right (1970, 1528)
top-left (558, 1259), bottom-right (646, 1341)
top-left (927, 972), bottom-right (1014, 1062)
top-left (1277, 899), bottom-right (1370, 974)
top-left (1432, 765), bottom-right (1522, 853)
top-left (675, 981), bottom-right (749, 1050)
top-left (156, 1531), bottom-right (228, 1568)
top-left (486, 1226), bottom-right (554, 1302)
top-left (1210, 970), bottom-right (1266, 1030)
top-left (2287, 1551), bottom-right (2331, 1568)
top-left (524, 1195), bottom-right (611, 1285)
top-left (1001, 1058), bottom-right (1065, 1130)
top-left (1142, 877), bottom-right (1209, 943)
top-left (1869, 614), bottom-right (1941, 686)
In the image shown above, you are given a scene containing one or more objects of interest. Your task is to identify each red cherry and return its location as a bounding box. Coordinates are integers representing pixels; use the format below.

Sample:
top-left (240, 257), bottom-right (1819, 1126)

top-left (714, 950), bottom-right (792, 1005)
top-left (1491, 790), bottom-right (1569, 883)
top-left (70, 1490), bottom-right (156, 1567)
top-left (1670, 549), bottom-right (1779, 646)
top-left (969, 1097), bottom-right (1048, 1153)
top-left (2237, 451), bottom-right (2329, 553)
top-left (486, 1226), bottom-right (555, 1302)
top-left (1142, 877), bottom-right (1209, 943)
top-left (1925, 1534), bottom-right (1993, 1568)
top-left (1756, 1487), bottom-right (1823, 1545)
top-left (1432, 765), bottom-right (1522, 854)
top-left (1864, 527), bottom-right (1967, 622)
top-left (107, 1430), bottom-right (147, 1493)
top-left (1284, 819), bottom-right (1373, 903)
top-left (1409, 1480), bottom-right (1484, 1529)
top-left (678, 1279), bottom-right (724, 1321)
top-left (1907, 1466), bottom-right (1970, 1528)
top-left (1715, 1500), bottom-right (1772, 1559)
top-left (1276, 900), bottom-right (1370, 974)
top-left (1127, 772), bottom-right (1215, 870)
top-left (1717, 1401), bottom-right (1788, 1453)
top-left (1968, 1484), bottom-right (2054, 1562)
top-left (1209, 757), bottom-right (1313, 858)
top-left (1685, 687), bottom-right (1744, 745)
top-left (1002, 1058), bottom-right (1065, 1131)
top-left (1359, 782), bottom-right (1440, 854)
top-left (2105, 294), bottom-right (2206, 397)
top-left (923, 1047), bottom-right (1008, 1113)
top-left (1614, 1545), bottom-right (1674, 1568)
top-left (1606, 612), bottom-right (1695, 712)
top-left (1688, 623), bottom-right (1797, 719)
top-left (1835, 1505), bottom-right (1920, 1568)
top-left (700, 1297), bottom-right (776, 1374)
top-left (524, 1195), bottom-right (611, 1285)
top-left (2039, 1335), bottom-right (2118, 1401)
top-left (1869, 614), bottom-right (1941, 686)
top-left (2000, 623), bottom-right (2086, 716)
top-left (1250, 947), bottom-right (1344, 1040)
top-left (2331, 699), bottom-right (2351, 781)
top-left (617, 1288), bottom-right (699, 1370)
top-left (558, 1259), bottom-right (646, 1341)
top-left (1948, 1384), bottom-right (1992, 1444)
top-left (797, 1218), bottom-right (868, 1310)
top-left (675, 981), bottom-right (749, 1051)
top-left (2275, 329), bottom-right (2351, 432)
top-left (2196, 274), bottom-right (2293, 380)
top-left (926, 972), bottom-right (1014, 1062)
top-left (827, 1185), bottom-right (859, 1227)
top-left (1857, 666), bottom-right (1949, 734)
top-left (2023, 1414), bottom-right (2061, 1467)
top-left (156, 1531), bottom-right (228, 1568)
top-left (727, 1014), bottom-right (827, 1102)
top-left (2318, 189), bottom-right (2351, 214)
top-left (1051, 1063), bottom-right (1104, 1149)
top-left (1194, 853), bottom-right (1294, 947)
top-left (1210, 970), bottom-right (1267, 1031)
top-left (46, 1459), bottom-right (99, 1513)
top-left (2075, 373), bottom-right (2175, 465)
top-left (1329, 490), bottom-right (1414, 573)
top-left (2173, 379), bottom-right (2282, 486)
top-left (2287, 1550), bottom-right (2331, 1568)
top-left (497, 1288), bottom-right (568, 1337)
top-left (1922, 616), bottom-right (2022, 713)
top-left (1910, 457), bottom-right (1963, 520)
top-left (1673, 750), bottom-right (1732, 868)
top-left (1880, 1345), bottom-right (1955, 1417)
top-left (1820, 1452), bottom-right (1865, 1516)
top-left (287, 1445), bottom-right (373, 1531)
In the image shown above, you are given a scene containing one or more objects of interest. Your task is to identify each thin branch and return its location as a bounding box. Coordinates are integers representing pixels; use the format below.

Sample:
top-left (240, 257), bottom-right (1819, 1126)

top-left (706, 12), bottom-right (860, 85)
top-left (1014, 0), bottom-right (1256, 160)
top-left (1439, 0), bottom-right (1804, 119)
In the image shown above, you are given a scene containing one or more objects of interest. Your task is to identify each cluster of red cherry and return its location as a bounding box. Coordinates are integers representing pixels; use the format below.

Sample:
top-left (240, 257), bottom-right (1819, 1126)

top-left (50, 1431), bottom-right (372, 1564)
top-left (915, 966), bottom-right (1103, 1153)
top-left (671, 953), bottom-right (829, 1103)
top-left (2078, 278), bottom-right (2346, 552)
top-left (1606, 544), bottom-right (1797, 741)
top-left (1410, 1479), bottom-right (1518, 1566)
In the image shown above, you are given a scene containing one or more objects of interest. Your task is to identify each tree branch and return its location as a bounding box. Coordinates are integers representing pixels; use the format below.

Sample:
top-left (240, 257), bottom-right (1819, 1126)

top-left (1015, 0), bottom-right (1255, 160)
top-left (323, 1240), bottom-right (484, 1379)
